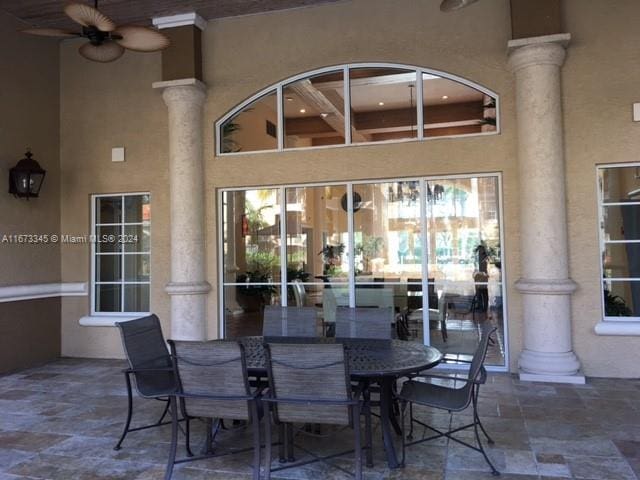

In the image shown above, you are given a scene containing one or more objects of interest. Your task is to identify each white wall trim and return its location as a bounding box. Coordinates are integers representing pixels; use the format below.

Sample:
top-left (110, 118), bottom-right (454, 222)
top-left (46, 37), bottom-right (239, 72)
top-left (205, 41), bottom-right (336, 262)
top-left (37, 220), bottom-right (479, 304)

top-left (0, 282), bottom-right (87, 303)
top-left (79, 315), bottom-right (146, 327)
top-left (152, 13), bottom-right (207, 31)
top-left (594, 321), bottom-right (640, 336)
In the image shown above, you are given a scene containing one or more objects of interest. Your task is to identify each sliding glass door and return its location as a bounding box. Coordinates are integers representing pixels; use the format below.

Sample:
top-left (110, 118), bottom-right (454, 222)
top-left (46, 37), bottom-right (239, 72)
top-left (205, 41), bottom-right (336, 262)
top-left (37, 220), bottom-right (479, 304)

top-left (220, 174), bottom-right (506, 367)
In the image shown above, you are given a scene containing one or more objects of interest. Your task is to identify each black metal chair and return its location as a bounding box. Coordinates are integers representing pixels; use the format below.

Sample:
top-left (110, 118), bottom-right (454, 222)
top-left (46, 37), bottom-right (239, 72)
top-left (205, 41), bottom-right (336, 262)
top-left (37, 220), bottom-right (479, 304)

top-left (262, 343), bottom-right (371, 480)
top-left (335, 306), bottom-right (394, 340)
top-left (263, 305), bottom-right (318, 337)
top-left (398, 326), bottom-right (499, 476)
top-left (166, 340), bottom-right (262, 480)
top-left (114, 315), bottom-right (184, 451)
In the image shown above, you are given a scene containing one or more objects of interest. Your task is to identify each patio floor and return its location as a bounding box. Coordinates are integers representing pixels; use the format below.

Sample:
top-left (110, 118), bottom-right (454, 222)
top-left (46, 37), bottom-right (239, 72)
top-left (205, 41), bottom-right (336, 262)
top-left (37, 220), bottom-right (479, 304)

top-left (0, 358), bottom-right (639, 480)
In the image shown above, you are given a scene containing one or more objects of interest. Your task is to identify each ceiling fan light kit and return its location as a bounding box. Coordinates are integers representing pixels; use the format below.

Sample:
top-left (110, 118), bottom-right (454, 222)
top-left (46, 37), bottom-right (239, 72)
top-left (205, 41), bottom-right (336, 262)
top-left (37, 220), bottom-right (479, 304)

top-left (21, 1), bottom-right (170, 63)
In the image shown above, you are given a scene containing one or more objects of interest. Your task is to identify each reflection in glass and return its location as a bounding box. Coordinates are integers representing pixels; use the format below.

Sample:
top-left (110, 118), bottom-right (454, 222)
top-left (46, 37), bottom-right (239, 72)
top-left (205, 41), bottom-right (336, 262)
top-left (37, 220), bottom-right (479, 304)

top-left (124, 284), bottom-right (149, 312)
top-left (224, 285), bottom-right (282, 338)
top-left (97, 254), bottom-right (121, 282)
top-left (96, 225), bottom-right (121, 253)
top-left (603, 204), bottom-right (640, 241)
top-left (603, 281), bottom-right (639, 317)
top-left (96, 284), bottom-right (121, 312)
top-left (124, 194), bottom-right (150, 223)
top-left (350, 67), bottom-right (417, 143)
top-left (96, 196), bottom-right (122, 224)
top-left (124, 255), bottom-right (150, 282)
top-left (124, 224), bottom-right (150, 252)
top-left (221, 91), bottom-right (278, 153)
top-left (284, 71), bottom-right (345, 148)
top-left (423, 73), bottom-right (495, 137)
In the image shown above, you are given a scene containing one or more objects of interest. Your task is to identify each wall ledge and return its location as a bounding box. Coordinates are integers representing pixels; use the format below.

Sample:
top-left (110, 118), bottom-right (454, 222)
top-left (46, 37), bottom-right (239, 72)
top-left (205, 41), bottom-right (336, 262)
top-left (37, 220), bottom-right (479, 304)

top-left (594, 321), bottom-right (640, 336)
top-left (79, 314), bottom-right (147, 327)
top-left (0, 282), bottom-right (87, 303)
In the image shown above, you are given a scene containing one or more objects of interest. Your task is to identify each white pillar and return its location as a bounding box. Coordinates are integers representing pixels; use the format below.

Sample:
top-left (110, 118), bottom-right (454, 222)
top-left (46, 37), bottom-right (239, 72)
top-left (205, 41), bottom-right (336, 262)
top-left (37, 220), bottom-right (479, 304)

top-left (508, 34), bottom-right (585, 384)
top-left (153, 78), bottom-right (211, 340)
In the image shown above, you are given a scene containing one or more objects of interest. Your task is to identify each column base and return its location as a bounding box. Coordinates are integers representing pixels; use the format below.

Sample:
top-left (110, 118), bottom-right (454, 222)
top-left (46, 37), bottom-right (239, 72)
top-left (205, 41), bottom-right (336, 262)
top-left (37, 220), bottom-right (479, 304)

top-left (518, 349), bottom-right (581, 376)
top-left (519, 370), bottom-right (586, 385)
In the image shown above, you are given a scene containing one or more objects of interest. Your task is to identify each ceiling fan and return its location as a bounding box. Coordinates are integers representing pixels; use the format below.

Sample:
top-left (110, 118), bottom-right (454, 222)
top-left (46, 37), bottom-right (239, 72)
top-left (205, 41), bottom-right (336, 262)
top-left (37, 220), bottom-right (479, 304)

top-left (22, 1), bottom-right (170, 63)
top-left (440, 0), bottom-right (480, 12)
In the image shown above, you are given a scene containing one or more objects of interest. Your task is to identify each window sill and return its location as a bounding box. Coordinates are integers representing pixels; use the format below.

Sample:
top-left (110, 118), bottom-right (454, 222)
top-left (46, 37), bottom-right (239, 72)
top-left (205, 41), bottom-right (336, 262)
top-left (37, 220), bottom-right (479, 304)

top-left (594, 321), bottom-right (640, 336)
top-left (79, 314), bottom-right (148, 327)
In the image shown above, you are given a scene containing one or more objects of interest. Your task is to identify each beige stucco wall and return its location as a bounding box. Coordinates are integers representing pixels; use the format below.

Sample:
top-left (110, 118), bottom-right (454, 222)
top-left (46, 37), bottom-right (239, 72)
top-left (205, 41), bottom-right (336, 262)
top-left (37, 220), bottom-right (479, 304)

top-left (0, 12), bottom-right (60, 286)
top-left (58, 0), bottom-right (640, 377)
top-left (563, 0), bottom-right (640, 377)
top-left (59, 44), bottom-right (171, 358)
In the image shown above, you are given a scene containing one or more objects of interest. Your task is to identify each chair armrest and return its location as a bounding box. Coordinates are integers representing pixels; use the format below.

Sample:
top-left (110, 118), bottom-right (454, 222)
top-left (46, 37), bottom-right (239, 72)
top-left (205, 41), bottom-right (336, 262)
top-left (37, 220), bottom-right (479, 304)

top-left (407, 373), bottom-right (470, 384)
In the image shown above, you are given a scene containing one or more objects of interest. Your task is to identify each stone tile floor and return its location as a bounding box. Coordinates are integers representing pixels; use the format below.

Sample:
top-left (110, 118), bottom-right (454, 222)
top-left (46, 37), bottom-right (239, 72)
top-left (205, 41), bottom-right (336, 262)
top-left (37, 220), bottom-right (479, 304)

top-left (0, 358), bottom-right (639, 480)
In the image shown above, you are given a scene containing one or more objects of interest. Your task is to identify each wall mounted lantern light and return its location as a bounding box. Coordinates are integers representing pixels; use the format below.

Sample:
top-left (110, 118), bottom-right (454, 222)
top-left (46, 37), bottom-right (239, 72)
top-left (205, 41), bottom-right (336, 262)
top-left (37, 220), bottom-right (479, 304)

top-left (9, 149), bottom-right (46, 199)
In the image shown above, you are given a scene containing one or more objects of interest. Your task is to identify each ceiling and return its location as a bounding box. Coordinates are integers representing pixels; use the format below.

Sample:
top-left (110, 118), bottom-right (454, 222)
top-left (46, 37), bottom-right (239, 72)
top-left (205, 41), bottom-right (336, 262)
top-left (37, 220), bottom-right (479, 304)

top-left (0, 0), bottom-right (345, 29)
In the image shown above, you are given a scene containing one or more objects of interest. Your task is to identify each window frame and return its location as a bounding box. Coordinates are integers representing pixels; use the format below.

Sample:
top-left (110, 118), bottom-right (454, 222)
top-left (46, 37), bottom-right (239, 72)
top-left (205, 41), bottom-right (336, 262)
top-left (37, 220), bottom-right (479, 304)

top-left (215, 62), bottom-right (500, 156)
top-left (597, 163), bottom-right (640, 323)
top-left (90, 192), bottom-right (151, 316)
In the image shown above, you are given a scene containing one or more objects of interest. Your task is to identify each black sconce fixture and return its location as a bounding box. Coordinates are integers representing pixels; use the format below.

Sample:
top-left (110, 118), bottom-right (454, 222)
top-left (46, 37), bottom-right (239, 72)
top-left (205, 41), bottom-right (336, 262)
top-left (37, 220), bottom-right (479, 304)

top-left (9, 150), bottom-right (46, 199)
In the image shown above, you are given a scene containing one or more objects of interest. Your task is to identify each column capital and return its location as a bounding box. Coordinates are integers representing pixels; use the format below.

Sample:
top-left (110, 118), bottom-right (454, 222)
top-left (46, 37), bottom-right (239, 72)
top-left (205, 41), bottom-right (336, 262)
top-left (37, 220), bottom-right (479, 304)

top-left (508, 33), bottom-right (571, 72)
top-left (153, 78), bottom-right (207, 107)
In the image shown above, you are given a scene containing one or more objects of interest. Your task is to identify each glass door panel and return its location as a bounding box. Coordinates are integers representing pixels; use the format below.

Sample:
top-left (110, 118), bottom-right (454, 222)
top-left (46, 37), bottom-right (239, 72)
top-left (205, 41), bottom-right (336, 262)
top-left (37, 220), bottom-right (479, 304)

top-left (222, 189), bottom-right (282, 337)
top-left (425, 176), bottom-right (504, 365)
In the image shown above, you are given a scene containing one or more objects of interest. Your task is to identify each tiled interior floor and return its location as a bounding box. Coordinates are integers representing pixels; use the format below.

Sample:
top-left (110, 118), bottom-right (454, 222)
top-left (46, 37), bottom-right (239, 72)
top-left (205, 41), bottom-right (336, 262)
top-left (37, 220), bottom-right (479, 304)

top-left (1, 358), bottom-right (639, 480)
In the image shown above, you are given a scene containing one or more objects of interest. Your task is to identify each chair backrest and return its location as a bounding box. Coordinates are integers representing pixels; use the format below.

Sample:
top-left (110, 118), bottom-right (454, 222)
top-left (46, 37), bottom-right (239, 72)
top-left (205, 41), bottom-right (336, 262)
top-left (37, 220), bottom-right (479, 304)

top-left (335, 306), bottom-right (394, 339)
top-left (291, 279), bottom-right (307, 306)
top-left (266, 343), bottom-right (351, 425)
top-left (169, 340), bottom-right (252, 420)
top-left (467, 326), bottom-right (497, 385)
top-left (263, 305), bottom-right (317, 337)
top-left (116, 314), bottom-right (177, 397)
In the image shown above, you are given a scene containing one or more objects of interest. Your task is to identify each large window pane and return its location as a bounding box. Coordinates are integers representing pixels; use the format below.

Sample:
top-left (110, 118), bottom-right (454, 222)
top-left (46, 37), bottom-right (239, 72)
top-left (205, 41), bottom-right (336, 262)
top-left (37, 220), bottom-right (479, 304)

top-left (350, 67), bottom-right (417, 143)
top-left (353, 181), bottom-right (422, 282)
top-left (423, 74), bottom-right (495, 137)
top-left (603, 280), bottom-right (640, 317)
top-left (284, 71), bottom-right (345, 148)
top-left (221, 91), bottom-right (278, 153)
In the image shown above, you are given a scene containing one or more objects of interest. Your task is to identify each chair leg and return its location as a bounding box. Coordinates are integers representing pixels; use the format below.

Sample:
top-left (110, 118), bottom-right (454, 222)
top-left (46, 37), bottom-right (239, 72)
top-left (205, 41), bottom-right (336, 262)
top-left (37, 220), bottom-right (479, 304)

top-left (286, 423), bottom-right (295, 462)
top-left (251, 403), bottom-right (261, 480)
top-left (406, 402), bottom-right (414, 440)
top-left (472, 390), bottom-right (499, 476)
top-left (278, 423), bottom-right (286, 463)
top-left (164, 397), bottom-right (179, 480)
top-left (114, 372), bottom-right (134, 451)
top-left (364, 397), bottom-right (373, 468)
top-left (400, 400), bottom-right (407, 467)
top-left (156, 399), bottom-right (170, 425)
top-left (353, 404), bottom-right (362, 480)
top-left (264, 412), bottom-right (273, 480)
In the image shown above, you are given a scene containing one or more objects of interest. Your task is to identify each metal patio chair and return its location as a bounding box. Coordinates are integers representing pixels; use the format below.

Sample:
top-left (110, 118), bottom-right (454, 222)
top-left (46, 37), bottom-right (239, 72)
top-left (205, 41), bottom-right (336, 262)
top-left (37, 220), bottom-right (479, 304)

top-left (335, 306), bottom-right (394, 340)
top-left (165, 340), bottom-right (262, 480)
top-left (114, 315), bottom-right (186, 451)
top-left (263, 305), bottom-right (318, 337)
top-left (397, 326), bottom-right (499, 476)
top-left (262, 343), bottom-right (372, 480)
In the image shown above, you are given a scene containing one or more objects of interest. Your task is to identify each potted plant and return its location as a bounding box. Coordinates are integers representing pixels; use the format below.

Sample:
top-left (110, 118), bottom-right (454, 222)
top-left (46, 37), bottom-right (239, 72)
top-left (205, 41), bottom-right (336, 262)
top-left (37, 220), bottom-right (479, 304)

top-left (319, 243), bottom-right (345, 276)
top-left (236, 251), bottom-right (278, 312)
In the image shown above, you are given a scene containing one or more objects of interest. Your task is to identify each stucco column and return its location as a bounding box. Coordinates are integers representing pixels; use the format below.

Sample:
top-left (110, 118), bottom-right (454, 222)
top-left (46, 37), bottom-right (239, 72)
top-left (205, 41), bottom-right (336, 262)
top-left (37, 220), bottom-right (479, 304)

top-left (153, 78), bottom-right (210, 340)
top-left (508, 34), bottom-right (584, 384)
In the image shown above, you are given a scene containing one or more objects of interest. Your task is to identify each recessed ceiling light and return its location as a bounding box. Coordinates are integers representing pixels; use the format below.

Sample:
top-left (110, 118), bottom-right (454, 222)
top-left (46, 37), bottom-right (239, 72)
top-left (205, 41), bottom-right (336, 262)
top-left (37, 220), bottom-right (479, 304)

top-left (299, 108), bottom-right (306, 113)
top-left (320, 113), bottom-right (329, 118)
top-left (378, 102), bottom-right (385, 106)
top-left (442, 95), bottom-right (449, 100)
top-left (286, 97), bottom-right (293, 102)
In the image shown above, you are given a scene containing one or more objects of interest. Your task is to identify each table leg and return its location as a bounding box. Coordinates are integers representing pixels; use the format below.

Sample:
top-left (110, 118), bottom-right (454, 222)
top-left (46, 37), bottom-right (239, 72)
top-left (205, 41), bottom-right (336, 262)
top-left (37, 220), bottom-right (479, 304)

top-left (379, 377), bottom-right (400, 469)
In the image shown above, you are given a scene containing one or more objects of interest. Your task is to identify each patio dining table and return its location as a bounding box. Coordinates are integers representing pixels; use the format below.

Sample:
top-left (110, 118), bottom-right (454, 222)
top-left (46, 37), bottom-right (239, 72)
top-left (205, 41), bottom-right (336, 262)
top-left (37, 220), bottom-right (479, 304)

top-left (237, 336), bottom-right (442, 468)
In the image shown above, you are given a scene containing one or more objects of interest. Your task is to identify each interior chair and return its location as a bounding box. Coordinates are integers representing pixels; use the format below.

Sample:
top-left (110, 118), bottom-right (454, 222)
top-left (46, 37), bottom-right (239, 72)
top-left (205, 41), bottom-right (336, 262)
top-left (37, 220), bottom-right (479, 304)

top-left (397, 326), bottom-right (499, 476)
top-left (405, 279), bottom-right (448, 342)
top-left (335, 306), bottom-right (394, 340)
top-left (291, 279), bottom-right (307, 307)
top-left (114, 314), bottom-right (186, 451)
top-left (165, 340), bottom-right (262, 480)
top-left (262, 305), bottom-right (318, 337)
top-left (262, 343), bottom-right (371, 480)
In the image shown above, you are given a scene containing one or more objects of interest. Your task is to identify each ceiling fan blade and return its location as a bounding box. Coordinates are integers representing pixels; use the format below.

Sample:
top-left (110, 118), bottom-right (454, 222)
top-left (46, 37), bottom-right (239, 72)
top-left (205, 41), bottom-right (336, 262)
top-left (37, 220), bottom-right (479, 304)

top-left (22, 28), bottom-right (80, 38)
top-left (65, 3), bottom-right (116, 32)
top-left (440, 0), bottom-right (480, 12)
top-left (78, 40), bottom-right (124, 62)
top-left (114, 25), bottom-right (170, 52)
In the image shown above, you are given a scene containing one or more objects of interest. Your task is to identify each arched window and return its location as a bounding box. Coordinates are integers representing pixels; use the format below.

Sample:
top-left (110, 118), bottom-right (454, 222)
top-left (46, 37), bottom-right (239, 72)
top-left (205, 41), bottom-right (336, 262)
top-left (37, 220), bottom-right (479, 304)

top-left (216, 63), bottom-right (498, 155)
